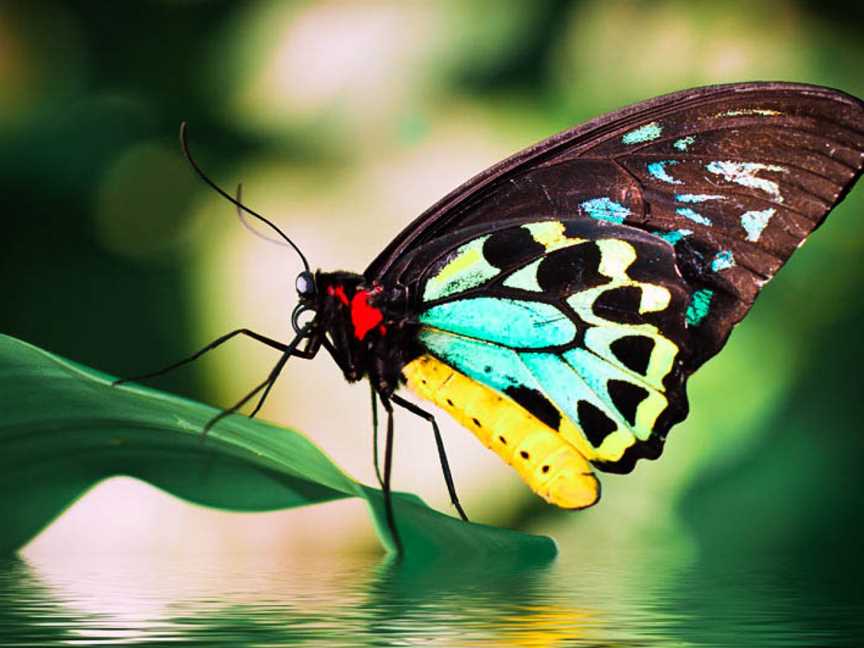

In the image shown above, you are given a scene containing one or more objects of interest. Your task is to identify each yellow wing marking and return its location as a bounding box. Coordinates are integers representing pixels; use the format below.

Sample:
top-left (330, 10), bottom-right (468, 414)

top-left (569, 238), bottom-right (678, 391)
top-left (524, 221), bottom-right (586, 252)
top-left (422, 235), bottom-right (496, 301)
top-left (403, 354), bottom-right (600, 510)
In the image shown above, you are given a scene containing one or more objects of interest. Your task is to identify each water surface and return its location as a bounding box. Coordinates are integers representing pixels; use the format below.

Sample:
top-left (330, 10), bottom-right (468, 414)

top-left (1, 544), bottom-right (859, 646)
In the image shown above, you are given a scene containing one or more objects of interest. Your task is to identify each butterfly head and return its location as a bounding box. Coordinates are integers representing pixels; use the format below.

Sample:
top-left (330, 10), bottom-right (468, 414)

top-left (290, 270), bottom-right (320, 339)
top-left (301, 272), bottom-right (367, 381)
top-left (295, 270), bottom-right (316, 301)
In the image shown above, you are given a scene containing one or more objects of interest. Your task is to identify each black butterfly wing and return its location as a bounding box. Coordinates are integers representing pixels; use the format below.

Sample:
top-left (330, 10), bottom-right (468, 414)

top-left (368, 82), bottom-right (864, 372)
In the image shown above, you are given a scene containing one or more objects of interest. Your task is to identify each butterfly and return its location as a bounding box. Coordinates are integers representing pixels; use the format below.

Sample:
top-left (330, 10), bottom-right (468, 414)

top-left (122, 82), bottom-right (864, 552)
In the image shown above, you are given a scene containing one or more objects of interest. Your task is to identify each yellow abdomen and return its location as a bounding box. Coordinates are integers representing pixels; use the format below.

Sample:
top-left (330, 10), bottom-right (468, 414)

top-left (402, 354), bottom-right (600, 509)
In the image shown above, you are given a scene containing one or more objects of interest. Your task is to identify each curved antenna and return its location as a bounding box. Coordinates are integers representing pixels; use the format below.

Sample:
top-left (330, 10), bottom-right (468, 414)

top-left (179, 122), bottom-right (310, 273)
top-left (234, 183), bottom-right (290, 247)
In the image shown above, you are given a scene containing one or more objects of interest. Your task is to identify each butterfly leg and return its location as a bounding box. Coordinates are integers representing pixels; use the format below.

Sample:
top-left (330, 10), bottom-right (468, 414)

top-left (378, 394), bottom-right (404, 555)
top-left (247, 352), bottom-right (290, 419)
top-left (201, 352), bottom-right (290, 436)
top-left (390, 393), bottom-right (469, 522)
top-left (370, 386), bottom-right (384, 487)
top-left (201, 327), bottom-right (315, 435)
top-left (112, 328), bottom-right (294, 387)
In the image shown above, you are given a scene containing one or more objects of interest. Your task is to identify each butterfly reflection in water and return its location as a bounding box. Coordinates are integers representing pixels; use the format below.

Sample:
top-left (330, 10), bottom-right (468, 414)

top-left (119, 82), bottom-right (864, 553)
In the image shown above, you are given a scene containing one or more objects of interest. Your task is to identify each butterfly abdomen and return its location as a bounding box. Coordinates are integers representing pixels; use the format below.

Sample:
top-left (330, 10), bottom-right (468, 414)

top-left (403, 354), bottom-right (600, 509)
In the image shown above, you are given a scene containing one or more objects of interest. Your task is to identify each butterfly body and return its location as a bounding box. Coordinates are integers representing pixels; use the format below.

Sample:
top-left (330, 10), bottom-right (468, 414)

top-left (308, 271), bottom-right (418, 393)
top-left (312, 216), bottom-right (694, 506)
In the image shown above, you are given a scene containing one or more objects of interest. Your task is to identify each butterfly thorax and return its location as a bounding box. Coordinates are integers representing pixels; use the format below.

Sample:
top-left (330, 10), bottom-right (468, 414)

top-left (312, 271), bottom-right (419, 394)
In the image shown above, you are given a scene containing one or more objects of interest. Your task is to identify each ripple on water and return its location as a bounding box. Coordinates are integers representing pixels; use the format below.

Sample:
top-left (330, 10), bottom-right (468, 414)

top-left (0, 549), bottom-right (860, 646)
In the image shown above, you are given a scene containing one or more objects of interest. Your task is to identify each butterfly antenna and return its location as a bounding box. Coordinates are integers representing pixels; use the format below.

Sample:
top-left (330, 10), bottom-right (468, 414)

top-left (234, 183), bottom-right (290, 247)
top-left (179, 122), bottom-right (310, 274)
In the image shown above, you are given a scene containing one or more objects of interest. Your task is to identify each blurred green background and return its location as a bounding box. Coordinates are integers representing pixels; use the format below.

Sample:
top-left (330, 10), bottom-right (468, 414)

top-left (1, 0), bottom-right (863, 641)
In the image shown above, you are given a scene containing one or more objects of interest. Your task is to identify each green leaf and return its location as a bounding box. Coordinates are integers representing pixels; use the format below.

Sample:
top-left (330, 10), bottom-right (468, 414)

top-left (0, 334), bottom-right (556, 562)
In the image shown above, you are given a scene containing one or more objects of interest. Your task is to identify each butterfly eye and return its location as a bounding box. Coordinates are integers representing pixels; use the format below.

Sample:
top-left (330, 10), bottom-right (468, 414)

top-left (296, 271), bottom-right (315, 298)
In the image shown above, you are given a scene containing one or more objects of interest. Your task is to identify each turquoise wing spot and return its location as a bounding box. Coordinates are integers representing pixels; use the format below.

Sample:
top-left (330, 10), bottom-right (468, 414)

top-left (686, 288), bottom-right (714, 326)
top-left (741, 208), bottom-right (775, 241)
top-left (423, 235), bottom-right (496, 301)
top-left (419, 297), bottom-right (577, 348)
top-left (711, 250), bottom-right (735, 272)
top-left (675, 193), bottom-right (724, 203)
top-left (705, 161), bottom-right (786, 203)
top-left (417, 328), bottom-right (539, 394)
top-left (673, 136), bottom-right (695, 151)
top-left (655, 229), bottom-right (693, 245)
top-left (622, 121), bottom-right (662, 144)
top-left (580, 197), bottom-right (630, 224)
top-left (676, 207), bottom-right (713, 226)
top-left (647, 160), bottom-right (682, 185)
top-left (519, 352), bottom-right (632, 457)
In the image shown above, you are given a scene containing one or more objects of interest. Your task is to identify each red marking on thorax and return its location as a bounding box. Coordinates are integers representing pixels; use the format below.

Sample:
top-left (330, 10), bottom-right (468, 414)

top-left (327, 284), bottom-right (350, 305)
top-left (351, 289), bottom-right (384, 340)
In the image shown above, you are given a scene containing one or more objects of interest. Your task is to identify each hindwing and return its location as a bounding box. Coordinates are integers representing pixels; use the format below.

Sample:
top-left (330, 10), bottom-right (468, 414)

top-left (404, 218), bottom-right (693, 473)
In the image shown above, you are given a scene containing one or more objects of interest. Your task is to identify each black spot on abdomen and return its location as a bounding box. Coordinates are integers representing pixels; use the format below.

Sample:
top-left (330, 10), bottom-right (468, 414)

top-left (577, 400), bottom-right (617, 447)
top-left (610, 335), bottom-right (655, 376)
top-left (504, 385), bottom-right (561, 430)
top-left (607, 380), bottom-right (649, 426)
top-left (483, 226), bottom-right (545, 269)
top-left (536, 242), bottom-right (607, 293)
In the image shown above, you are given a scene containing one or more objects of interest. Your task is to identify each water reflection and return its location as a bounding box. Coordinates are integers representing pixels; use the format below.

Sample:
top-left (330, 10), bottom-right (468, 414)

top-left (2, 546), bottom-right (860, 646)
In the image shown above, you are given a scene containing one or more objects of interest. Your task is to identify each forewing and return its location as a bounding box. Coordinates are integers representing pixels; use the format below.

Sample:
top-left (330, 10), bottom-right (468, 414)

top-left (405, 219), bottom-right (694, 473)
top-left (372, 82), bottom-right (864, 372)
